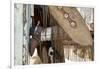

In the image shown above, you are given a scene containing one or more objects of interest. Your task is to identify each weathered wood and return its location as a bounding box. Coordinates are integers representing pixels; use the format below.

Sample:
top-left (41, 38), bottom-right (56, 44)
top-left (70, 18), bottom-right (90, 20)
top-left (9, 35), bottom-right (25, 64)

top-left (48, 6), bottom-right (93, 46)
top-left (52, 24), bottom-right (65, 63)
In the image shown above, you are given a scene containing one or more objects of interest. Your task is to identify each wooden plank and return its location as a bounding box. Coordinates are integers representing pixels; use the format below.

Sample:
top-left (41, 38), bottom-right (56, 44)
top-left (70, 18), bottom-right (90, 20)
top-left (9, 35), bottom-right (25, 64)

top-left (49, 6), bottom-right (93, 46)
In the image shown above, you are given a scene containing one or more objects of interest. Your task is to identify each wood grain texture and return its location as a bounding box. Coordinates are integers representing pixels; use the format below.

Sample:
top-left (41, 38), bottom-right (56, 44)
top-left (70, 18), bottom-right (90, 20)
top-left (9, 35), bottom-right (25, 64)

top-left (48, 6), bottom-right (93, 46)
